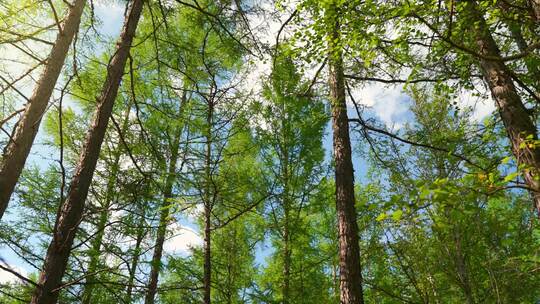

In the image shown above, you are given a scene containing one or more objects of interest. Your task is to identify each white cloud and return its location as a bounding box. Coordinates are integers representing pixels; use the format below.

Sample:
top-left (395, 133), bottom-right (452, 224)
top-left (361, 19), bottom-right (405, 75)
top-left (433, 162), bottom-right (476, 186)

top-left (0, 263), bottom-right (28, 284)
top-left (350, 83), bottom-right (410, 129)
top-left (458, 87), bottom-right (495, 122)
top-left (163, 222), bottom-right (202, 256)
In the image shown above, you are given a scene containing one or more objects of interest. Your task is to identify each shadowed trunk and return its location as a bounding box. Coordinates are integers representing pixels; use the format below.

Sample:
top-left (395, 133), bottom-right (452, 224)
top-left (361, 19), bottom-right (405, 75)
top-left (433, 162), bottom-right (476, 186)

top-left (328, 17), bottom-right (365, 304)
top-left (203, 101), bottom-right (214, 304)
top-left (0, 0), bottom-right (86, 220)
top-left (282, 151), bottom-right (291, 304)
top-left (452, 228), bottom-right (475, 304)
top-left (30, 1), bottom-right (143, 303)
top-left (203, 199), bottom-right (212, 304)
top-left (463, 0), bottom-right (540, 214)
top-left (530, 0), bottom-right (540, 20)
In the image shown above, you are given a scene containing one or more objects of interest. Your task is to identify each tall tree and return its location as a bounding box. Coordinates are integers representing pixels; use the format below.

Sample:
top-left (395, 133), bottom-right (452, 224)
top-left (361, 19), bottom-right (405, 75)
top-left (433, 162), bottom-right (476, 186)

top-left (356, 86), bottom-right (540, 303)
top-left (144, 91), bottom-right (187, 304)
top-left (0, 0), bottom-right (86, 219)
top-left (326, 4), bottom-right (365, 303)
top-left (256, 52), bottom-right (328, 303)
top-left (459, 0), bottom-right (540, 213)
top-left (30, 0), bottom-right (143, 302)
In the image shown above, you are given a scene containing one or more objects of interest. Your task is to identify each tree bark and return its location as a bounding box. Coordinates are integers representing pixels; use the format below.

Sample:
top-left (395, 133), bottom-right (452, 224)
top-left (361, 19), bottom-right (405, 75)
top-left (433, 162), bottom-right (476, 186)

top-left (328, 18), bottom-right (365, 304)
top-left (203, 198), bottom-right (212, 304)
top-left (282, 201), bottom-right (291, 304)
top-left (463, 1), bottom-right (540, 213)
top-left (453, 229), bottom-right (475, 304)
top-left (282, 151), bottom-right (291, 304)
top-left (203, 102), bottom-right (214, 304)
top-left (0, 0), bottom-right (86, 220)
top-left (30, 1), bottom-right (143, 303)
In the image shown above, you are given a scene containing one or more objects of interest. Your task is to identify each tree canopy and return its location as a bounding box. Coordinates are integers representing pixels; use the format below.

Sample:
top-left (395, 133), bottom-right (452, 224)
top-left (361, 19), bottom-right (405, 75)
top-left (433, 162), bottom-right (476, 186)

top-left (0, 0), bottom-right (539, 303)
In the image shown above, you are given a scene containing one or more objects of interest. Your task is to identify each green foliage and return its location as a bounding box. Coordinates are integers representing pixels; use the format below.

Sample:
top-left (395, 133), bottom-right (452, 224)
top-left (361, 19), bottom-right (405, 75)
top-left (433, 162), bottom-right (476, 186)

top-left (1, 0), bottom-right (539, 303)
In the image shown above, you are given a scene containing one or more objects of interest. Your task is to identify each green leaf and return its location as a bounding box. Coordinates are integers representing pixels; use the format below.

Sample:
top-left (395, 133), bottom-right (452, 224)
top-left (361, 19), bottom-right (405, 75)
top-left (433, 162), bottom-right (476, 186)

top-left (392, 210), bottom-right (403, 221)
top-left (376, 213), bottom-right (388, 222)
top-left (503, 172), bottom-right (519, 183)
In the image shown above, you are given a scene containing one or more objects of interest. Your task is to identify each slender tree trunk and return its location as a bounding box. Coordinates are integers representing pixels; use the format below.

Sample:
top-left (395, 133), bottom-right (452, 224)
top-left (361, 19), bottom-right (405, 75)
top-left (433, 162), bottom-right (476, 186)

top-left (463, 1), bottom-right (540, 213)
top-left (283, 204), bottom-right (291, 304)
top-left (282, 159), bottom-right (291, 304)
top-left (144, 89), bottom-right (187, 304)
top-left (203, 201), bottom-right (212, 304)
top-left (328, 17), bottom-right (365, 304)
top-left (224, 226), bottom-right (238, 304)
top-left (30, 1), bottom-right (143, 303)
top-left (81, 107), bottom-right (130, 304)
top-left (0, 0), bottom-right (86, 220)
top-left (144, 136), bottom-right (180, 304)
top-left (203, 102), bottom-right (214, 304)
top-left (452, 229), bottom-right (475, 304)
top-left (126, 209), bottom-right (146, 303)
top-left (80, 161), bottom-right (118, 304)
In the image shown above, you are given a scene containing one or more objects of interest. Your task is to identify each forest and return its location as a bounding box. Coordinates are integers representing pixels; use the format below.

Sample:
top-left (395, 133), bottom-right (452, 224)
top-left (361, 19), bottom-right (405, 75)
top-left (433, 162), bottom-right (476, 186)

top-left (0, 0), bottom-right (539, 303)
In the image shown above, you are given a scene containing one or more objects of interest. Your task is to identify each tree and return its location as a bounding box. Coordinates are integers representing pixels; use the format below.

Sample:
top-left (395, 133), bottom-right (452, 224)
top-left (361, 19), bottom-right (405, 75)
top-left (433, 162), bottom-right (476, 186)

top-left (0, 1), bottom-right (539, 304)
top-left (459, 0), bottom-right (540, 213)
top-left (326, 4), bottom-right (365, 303)
top-left (0, 0), bottom-right (86, 219)
top-left (255, 52), bottom-right (329, 303)
top-left (357, 86), bottom-right (540, 303)
top-left (30, 0), bottom-right (143, 302)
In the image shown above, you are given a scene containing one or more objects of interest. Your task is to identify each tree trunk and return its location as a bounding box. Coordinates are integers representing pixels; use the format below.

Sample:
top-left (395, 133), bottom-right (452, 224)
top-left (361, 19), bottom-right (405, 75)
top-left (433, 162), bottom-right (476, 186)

top-left (0, 0), bottom-right (86, 220)
top-left (203, 102), bottom-right (214, 304)
top-left (126, 219), bottom-right (145, 304)
top-left (126, 206), bottom-right (147, 303)
top-left (144, 89), bottom-right (187, 304)
top-left (282, 157), bottom-right (291, 304)
top-left (463, 0), bottom-right (540, 213)
top-left (80, 162), bottom-right (118, 304)
top-left (81, 107), bottom-right (130, 304)
top-left (452, 229), bottom-right (475, 304)
top-left (328, 18), bottom-right (365, 304)
top-left (30, 1), bottom-right (143, 303)
top-left (280, 100), bottom-right (292, 304)
top-left (283, 205), bottom-right (291, 304)
top-left (144, 136), bottom-right (181, 304)
top-left (203, 200), bottom-right (212, 304)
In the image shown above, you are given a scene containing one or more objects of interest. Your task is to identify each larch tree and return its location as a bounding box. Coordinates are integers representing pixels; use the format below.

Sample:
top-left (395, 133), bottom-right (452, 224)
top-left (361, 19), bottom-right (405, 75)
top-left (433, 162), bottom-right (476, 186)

top-left (0, 1), bottom-right (539, 304)
top-left (0, 0), bottom-right (86, 219)
top-left (255, 52), bottom-right (328, 303)
top-left (30, 0), bottom-right (143, 302)
top-left (326, 4), bottom-right (365, 304)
